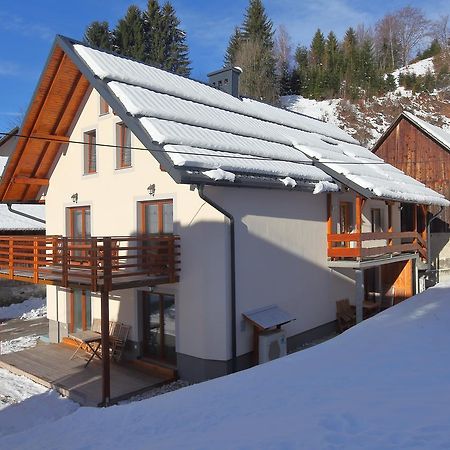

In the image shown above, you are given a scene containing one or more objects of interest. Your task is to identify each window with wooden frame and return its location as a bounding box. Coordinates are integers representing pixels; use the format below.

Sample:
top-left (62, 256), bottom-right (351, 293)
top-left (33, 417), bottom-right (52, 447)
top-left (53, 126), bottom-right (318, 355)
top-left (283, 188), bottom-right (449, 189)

top-left (99, 96), bottom-right (109, 116)
top-left (339, 202), bottom-right (353, 234)
top-left (116, 122), bottom-right (132, 169)
top-left (138, 199), bottom-right (173, 271)
top-left (83, 130), bottom-right (97, 174)
top-left (69, 290), bottom-right (91, 333)
top-left (139, 199), bottom-right (173, 235)
top-left (371, 208), bottom-right (383, 233)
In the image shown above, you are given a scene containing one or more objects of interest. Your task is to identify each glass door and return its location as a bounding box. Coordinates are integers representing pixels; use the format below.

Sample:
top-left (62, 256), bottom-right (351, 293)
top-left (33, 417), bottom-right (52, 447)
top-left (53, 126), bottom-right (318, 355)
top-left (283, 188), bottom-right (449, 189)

top-left (68, 206), bottom-right (91, 263)
top-left (142, 292), bottom-right (176, 364)
top-left (69, 290), bottom-right (91, 333)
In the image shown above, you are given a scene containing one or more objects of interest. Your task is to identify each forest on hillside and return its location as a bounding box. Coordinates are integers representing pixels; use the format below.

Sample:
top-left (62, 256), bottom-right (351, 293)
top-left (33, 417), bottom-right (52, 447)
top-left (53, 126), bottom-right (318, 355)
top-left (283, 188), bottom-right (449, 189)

top-left (84, 0), bottom-right (450, 104)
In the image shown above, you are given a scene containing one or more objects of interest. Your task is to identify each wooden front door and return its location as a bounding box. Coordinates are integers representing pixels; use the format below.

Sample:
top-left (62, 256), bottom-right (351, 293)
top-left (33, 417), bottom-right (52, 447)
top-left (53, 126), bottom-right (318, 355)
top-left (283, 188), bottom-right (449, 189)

top-left (142, 292), bottom-right (176, 364)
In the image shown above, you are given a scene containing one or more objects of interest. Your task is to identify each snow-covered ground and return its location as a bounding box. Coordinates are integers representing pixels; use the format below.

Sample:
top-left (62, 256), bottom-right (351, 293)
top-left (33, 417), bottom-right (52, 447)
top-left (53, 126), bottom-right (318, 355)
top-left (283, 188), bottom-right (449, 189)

top-left (1, 283), bottom-right (450, 449)
top-left (391, 57), bottom-right (435, 82)
top-left (0, 297), bottom-right (46, 321)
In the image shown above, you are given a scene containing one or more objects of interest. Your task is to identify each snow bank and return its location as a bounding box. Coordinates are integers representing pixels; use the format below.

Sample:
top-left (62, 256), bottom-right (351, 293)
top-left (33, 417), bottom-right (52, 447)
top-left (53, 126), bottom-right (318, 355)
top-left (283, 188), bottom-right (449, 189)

top-left (0, 297), bottom-right (46, 321)
top-left (3, 283), bottom-right (450, 449)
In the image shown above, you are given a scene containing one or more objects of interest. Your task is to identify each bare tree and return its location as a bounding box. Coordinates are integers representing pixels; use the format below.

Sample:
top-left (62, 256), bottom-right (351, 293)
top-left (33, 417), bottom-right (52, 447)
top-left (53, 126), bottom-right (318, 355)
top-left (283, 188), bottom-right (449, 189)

top-left (430, 15), bottom-right (449, 52)
top-left (234, 38), bottom-right (279, 102)
top-left (395, 7), bottom-right (429, 66)
top-left (274, 25), bottom-right (292, 75)
top-left (374, 13), bottom-right (401, 71)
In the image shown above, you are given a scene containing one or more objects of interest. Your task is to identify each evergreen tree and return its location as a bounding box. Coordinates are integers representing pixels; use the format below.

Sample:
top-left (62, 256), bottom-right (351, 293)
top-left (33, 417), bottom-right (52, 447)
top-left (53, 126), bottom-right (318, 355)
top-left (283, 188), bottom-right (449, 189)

top-left (225, 0), bottom-right (278, 102)
top-left (342, 27), bottom-right (359, 98)
top-left (324, 31), bottom-right (342, 96)
top-left (84, 21), bottom-right (113, 50)
top-left (143, 0), bottom-right (163, 65)
top-left (356, 38), bottom-right (379, 97)
top-left (224, 27), bottom-right (243, 66)
top-left (294, 45), bottom-right (309, 95)
top-left (159, 2), bottom-right (191, 76)
top-left (114, 5), bottom-right (146, 60)
top-left (242, 0), bottom-right (274, 48)
top-left (309, 29), bottom-right (326, 98)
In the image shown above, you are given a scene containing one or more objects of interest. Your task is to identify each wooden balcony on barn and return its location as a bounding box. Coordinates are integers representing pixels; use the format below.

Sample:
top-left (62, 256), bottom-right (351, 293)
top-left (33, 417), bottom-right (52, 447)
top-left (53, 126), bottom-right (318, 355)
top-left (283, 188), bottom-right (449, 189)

top-left (0, 234), bottom-right (180, 292)
top-left (327, 193), bottom-right (428, 266)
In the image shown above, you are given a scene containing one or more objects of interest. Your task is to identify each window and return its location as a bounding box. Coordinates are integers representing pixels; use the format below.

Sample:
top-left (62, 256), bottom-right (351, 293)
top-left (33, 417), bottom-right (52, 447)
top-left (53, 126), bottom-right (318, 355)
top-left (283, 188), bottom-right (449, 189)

top-left (339, 202), bottom-right (353, 234)
top-left (116, 122), bottom-right (132, 169)
top-left (69, 290), bottom-right (92, 333)
top-left (139, 199), bottom-right (173, 235)
top-left (371, 208), bottom-right (382, 233)
top-left (84, 130), bottom-right (96, 174)
top-left (99, 96), bottom-right (109, 116)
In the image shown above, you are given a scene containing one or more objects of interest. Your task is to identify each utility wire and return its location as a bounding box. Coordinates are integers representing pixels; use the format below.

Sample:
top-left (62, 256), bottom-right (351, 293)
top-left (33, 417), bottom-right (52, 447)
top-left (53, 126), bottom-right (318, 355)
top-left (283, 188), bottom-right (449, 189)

top-left (0, 130), bottom-right (439, 166)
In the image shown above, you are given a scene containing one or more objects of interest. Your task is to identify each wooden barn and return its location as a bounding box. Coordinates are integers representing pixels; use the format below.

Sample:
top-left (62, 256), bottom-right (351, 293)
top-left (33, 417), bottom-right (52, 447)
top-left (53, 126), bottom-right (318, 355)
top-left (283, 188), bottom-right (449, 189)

top-left (372, 111), bottom-right (450, 283)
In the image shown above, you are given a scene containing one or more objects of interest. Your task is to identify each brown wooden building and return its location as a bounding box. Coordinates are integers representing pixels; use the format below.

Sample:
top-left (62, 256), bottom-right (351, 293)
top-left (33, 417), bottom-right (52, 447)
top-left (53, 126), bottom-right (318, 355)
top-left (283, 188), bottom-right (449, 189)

top-left (372, 111), bottom-right (450, 281)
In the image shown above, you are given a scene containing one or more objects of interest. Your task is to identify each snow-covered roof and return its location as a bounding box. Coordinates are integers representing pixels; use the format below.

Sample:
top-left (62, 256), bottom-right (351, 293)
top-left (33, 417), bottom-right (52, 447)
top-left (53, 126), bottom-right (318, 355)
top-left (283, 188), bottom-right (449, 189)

top-left (72, 42), bottom-right (448, 206)
top-left (403, 111), bottom-right (450, 152)
top-left (0, 204), bottom-right (45, 231)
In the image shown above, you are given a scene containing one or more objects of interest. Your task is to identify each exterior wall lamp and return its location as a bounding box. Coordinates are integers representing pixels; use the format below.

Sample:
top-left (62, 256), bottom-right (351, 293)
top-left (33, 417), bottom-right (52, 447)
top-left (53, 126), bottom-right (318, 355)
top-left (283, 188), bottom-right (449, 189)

top-left (147, 184), bottom-right (156, 196)
top-left (71, 193), bottom-right (78, 203)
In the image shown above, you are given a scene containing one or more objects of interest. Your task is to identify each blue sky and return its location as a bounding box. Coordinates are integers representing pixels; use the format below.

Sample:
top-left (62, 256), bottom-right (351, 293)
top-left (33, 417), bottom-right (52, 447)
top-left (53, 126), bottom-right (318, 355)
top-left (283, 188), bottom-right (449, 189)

top-left (0, 0), bottom-right (448, 131)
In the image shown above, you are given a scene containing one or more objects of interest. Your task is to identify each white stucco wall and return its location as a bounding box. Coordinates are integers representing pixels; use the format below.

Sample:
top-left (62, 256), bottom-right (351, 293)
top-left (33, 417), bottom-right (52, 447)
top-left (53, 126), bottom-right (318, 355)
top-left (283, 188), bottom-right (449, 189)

top-left (45, 88), bottom-right (230, 360)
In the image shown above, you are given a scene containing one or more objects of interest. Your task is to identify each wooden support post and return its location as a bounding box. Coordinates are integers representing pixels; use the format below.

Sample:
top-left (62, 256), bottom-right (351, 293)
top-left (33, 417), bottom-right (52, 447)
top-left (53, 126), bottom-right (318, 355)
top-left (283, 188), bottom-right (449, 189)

top-left (91, 237), bottom-right (98, 293)
top-left (355, 195), bottom-right (363, 258)
top-left (33, 237), bottom-right (39, 283)
top-left (388, 203), bottom-right (393, 246)
top-left (62, 237), bottom-right (68, 288)
top-left (413, 205), bottom-right (418, 248)
top-left (327, 193), bottom-right (332, 253)
top-left (101, 289), bottom-right (111, 407)
top-left (103, 237), bottom-right (112, 291)
top-left (8, 238), bottom-right (14, 279)
top-left (355, 269), bottom-right (364, 324)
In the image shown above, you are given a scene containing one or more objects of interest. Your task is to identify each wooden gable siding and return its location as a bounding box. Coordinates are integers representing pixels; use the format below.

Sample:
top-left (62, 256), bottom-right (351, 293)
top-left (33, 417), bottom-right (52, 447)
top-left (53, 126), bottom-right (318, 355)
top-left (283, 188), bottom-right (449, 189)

top-left (0, 45), bottom-right (90, 203)
top-left (374, 117), bottom-right (450, 227)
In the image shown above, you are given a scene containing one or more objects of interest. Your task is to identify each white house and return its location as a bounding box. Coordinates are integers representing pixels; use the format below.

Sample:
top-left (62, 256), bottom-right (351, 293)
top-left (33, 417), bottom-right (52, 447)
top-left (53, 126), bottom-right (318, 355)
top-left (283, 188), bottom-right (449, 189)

top-left (0, 36), bottom-right (447, 398)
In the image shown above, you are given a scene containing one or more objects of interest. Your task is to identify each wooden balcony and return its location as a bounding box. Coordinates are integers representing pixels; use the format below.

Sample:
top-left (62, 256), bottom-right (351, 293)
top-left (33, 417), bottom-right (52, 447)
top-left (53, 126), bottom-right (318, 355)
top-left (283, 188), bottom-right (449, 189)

top-left (328, 231), bottom-right (427, 261)
top-left (0, 235), bottom-right (180, 292)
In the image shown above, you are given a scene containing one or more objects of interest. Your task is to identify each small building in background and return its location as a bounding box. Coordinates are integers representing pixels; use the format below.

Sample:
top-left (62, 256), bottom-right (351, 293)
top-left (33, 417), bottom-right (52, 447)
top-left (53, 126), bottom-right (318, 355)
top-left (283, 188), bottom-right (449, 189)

top-left (372, 112), bottom-right (450, 284)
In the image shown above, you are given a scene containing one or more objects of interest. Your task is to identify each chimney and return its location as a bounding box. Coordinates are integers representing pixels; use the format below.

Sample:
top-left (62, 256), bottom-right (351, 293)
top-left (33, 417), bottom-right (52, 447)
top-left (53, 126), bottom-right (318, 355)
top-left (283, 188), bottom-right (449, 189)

top-left (207, 66), bottom-right (242, 98)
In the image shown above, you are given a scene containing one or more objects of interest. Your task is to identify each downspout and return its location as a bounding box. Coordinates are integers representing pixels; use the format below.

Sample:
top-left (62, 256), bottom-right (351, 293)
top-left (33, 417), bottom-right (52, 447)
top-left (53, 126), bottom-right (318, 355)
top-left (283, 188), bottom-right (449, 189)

top-left (197, 185), bottom-right (237, 373)
top-left (7, 203), bottom-right (46, 224)
top-left (427, 206), bottom-right (444, 277)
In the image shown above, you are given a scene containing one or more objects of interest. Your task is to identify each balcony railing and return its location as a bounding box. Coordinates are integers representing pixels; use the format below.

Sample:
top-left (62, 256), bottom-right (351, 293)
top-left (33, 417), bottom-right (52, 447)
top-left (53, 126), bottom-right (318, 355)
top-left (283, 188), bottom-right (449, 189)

top-left (327, 231), bottom-right (427, 261)
top-left (0, 235), bottom-right (180, 291)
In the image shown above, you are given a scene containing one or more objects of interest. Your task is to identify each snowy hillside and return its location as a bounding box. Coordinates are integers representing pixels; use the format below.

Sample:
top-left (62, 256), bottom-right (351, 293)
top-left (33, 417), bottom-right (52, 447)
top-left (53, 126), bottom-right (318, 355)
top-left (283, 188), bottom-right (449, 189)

top-left (282, 56), bottom-right (450, 147)
top-left (2, 283), bottom-right (450, 449)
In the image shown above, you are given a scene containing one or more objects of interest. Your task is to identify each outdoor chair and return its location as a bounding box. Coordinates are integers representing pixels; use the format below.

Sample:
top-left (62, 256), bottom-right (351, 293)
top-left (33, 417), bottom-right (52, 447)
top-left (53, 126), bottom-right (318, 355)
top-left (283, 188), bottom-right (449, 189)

top-left (336, 299), bottom-right (356, 333)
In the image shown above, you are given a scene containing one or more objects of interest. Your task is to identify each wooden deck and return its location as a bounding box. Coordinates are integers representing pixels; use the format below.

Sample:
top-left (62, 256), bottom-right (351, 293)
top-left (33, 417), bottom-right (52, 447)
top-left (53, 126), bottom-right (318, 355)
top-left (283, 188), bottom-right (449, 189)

top-left (0, 343), bottom-right (172, 406)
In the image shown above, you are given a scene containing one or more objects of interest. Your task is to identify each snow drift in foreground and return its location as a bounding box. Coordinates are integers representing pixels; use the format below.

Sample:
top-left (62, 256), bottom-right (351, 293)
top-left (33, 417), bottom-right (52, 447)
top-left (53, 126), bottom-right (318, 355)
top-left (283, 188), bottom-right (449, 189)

top-left (2, 284), bottom-right (450, 449)
top-left (0, 297), bottom-right (46, 321)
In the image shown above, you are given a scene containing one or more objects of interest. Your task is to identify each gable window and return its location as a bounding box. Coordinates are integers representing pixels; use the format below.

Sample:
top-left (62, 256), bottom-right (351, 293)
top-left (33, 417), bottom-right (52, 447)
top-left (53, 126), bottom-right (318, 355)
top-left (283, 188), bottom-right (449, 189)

top-left (99, 96), bottom-right (109, 116)
top-left (116, 122), bottom-right (132, 169)
top-left (371, 208), bottom-right (382, 233)
top-left (84, 130), bottom-right (96, 174)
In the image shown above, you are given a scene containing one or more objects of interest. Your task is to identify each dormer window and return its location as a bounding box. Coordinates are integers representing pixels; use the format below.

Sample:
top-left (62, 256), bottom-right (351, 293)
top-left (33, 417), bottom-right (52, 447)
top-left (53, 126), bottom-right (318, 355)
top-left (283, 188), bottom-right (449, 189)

top-left (99, 96), bottom-right (109, 116)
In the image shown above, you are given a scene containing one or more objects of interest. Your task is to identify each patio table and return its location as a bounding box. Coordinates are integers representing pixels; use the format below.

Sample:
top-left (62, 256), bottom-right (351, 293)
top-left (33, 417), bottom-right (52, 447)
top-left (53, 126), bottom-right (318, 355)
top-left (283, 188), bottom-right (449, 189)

top-left (69, 330), bottom-right (102, 367)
